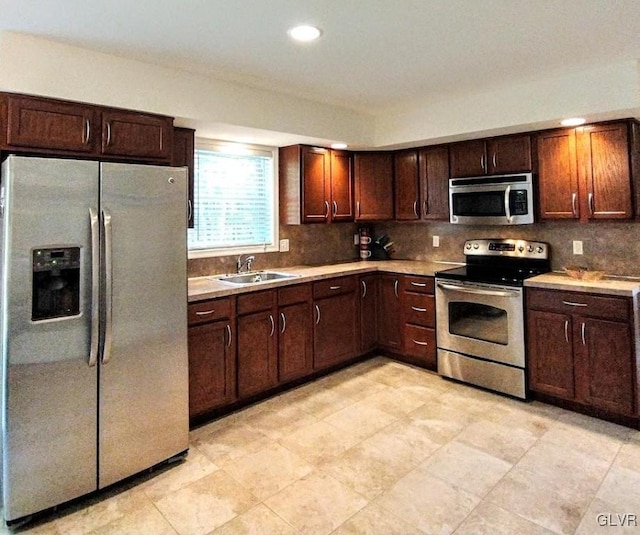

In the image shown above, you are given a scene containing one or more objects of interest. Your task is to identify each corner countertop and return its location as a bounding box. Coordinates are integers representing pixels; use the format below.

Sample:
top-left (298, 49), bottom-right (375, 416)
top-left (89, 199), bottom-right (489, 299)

top-left (188, 259), bottom-right (462, 302)
top-left (524, 272), bottom-right (640, 297)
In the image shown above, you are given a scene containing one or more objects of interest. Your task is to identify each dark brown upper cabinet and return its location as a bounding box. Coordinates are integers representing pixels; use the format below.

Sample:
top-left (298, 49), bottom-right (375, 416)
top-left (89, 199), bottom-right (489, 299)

top-left (394, 146), bottom-right (450, 221)
top-left (354, 151), bottom-right (394, 221)
top-left (537, 121), bottom-right (635, 221)
top-left (101, 109), bottom-right (173, 161)
top-left (279, 145), bottom-right (353, 224)
top-left (449, 134), bottom-right (532, 178)
top-left (171, 127), bottom-right (195, 228)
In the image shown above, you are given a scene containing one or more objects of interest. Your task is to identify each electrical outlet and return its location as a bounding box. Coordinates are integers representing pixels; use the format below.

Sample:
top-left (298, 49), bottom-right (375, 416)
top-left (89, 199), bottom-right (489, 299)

top-left (432, 235), bottom-right (440, 248)
top-left (354, 233), bottom-right (360, 245)
top-left (279, 239), bottom-right (290, 252)
top-left (573, 240), bottom-right (583, 255)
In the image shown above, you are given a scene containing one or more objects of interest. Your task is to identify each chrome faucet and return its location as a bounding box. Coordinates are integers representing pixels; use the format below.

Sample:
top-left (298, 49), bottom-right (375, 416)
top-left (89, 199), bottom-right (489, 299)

top-left (236, 255), bottom-right (255, 273)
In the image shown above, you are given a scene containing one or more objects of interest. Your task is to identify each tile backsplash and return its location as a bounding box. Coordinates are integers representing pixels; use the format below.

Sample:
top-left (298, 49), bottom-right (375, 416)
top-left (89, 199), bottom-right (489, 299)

top-left (188, 220), bottom-right (640, 278)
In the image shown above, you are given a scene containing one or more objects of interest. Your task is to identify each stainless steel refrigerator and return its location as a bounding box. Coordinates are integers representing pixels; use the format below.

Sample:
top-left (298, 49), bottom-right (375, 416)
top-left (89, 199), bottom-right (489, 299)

top-left (0, 155), bottom-right (189, 523)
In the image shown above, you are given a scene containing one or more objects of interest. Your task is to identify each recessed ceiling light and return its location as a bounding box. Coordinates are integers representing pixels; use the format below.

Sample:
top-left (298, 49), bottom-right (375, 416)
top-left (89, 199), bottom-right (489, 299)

top-left (331, 143), bottom-right (348, 149)
top-left (288, 25), bottom-right (322, 42)
top-left (561, 117), bottom-right (586, 127)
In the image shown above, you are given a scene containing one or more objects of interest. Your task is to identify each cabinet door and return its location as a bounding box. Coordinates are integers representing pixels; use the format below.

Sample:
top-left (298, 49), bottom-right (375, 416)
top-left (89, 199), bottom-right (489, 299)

top-left (354, 152), bottom-right (394, 220)
top-left (278, 302), bottom-right (313, 382)
top-left (188, 320), bottom-right (236, 417)
top-left (580, 122), bottom-right (632, 220)
top-left (402, 324), bottom-right (436, 369)
top-left (526, 309), bottom-right (575, 400)
top-left (330, 150), bottom-right (354, 221)
top-left (394, 150), bottom-right (420, 220)
top-left (419, 146), bottom-right (449, 220)
top-left (449, 140), bottom-right (486, 178)
top-left (237, 310), bottom-right (278, 398)
top-left (377, 275), bottom-right (401, 351)
top-left (486, 135), bottom-right (532, 174)
top-left (537, 129), bottom-right (579, 219)
top-left (575, 317), bottom-right (634, 415)
top-left (172, 127), bottom-right (195, 228)
top-left (313, 292), bottom-right (357, 370)
top-left (101, 110), bottom-right (172, 161)
top-left (359, 276), bottom-right (378, 354)
top-left (5, 94), bottom-right (97, 153)
top-left (302, 146), bottom-right (331, 223)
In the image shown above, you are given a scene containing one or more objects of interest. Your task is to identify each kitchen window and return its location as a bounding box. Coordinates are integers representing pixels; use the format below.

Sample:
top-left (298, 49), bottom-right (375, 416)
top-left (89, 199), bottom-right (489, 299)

top-left (188, 139), bottom-right (278, 257)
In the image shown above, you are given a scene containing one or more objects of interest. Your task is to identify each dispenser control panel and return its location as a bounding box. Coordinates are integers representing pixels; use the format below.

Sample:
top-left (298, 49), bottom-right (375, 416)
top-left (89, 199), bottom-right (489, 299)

top-left (32, 247), bottom-right (81, 321)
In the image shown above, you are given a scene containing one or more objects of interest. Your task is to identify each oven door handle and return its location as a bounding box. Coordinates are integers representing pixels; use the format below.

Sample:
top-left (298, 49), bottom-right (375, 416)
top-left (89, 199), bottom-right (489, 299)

top-left (437, 281), bottom-right (520, 298)
top-left (504, 185), bottom-right (513, 223)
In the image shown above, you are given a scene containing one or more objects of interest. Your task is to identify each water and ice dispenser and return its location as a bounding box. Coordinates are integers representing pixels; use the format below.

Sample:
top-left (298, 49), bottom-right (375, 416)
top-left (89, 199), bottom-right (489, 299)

top-left (32, 247), bottom-right (81, 321)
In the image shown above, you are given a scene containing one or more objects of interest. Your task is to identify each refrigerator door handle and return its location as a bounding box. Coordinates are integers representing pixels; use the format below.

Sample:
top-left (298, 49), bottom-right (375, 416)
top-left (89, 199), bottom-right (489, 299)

top-left (89, 208), bottom-right (100, 367)
top-left (102, 209), bottom-right (113, 364)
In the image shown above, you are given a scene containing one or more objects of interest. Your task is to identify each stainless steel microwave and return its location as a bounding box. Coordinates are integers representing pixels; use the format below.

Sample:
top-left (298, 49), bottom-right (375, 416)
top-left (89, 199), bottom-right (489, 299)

top-left (449, 173), bottom-right (534, 225)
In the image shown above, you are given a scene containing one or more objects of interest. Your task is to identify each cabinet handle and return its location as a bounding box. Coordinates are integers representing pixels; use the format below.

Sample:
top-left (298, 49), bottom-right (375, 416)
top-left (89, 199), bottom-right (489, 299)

top-left (588, 193), bottom-right (594, 216)
top-left (195, 309), bottom-right (215, 316)
top-left (106, 122), bottom-right (112, 146)
top-left (225, 324), bottom-right (232, 348)
top-left (564, 319), bottom-right (569, 343)
top-left (581, 322), bottom-right (586, 345)
top-left (394, 279), bottom-right (399, 298)
top-left (480, 154), bottom-right (485, 172)
top-left (413, 200), bottom-right (418, 218)
top-left (361, 280), bottom-right (367, 298)
top-left (571, 193), bottom-right (577, 217)
top-left (356, 201), bottom-right (361, 217)
top-left (329, 285), bottom-right (341, 290)
top-left (412, 339), bottom-right (429, 346)
top-left (333, 201), bottom-right (338, 217)
top-left (324, 201), bottom-right (330, 219)
top-left (492, 153), bottom-right (497, 170)
top-left (411, 306), bottom-right (427, 312)
top-left (188, 200), bottom-right (193, 223)
top-left (562, 300), bottom-right (587, 307)
top-left (410, 281), bottom-right (426, 287)
top-left (315, 304), bottom-right (321, 325)
top-left (423, 199), bottom-right (428, 217)
top-left (280, 312), bottom-right (286, 334)
top-left (269, 314), bottom-right (275, 337)
top-left (84, 118), bottom-right (91, 145)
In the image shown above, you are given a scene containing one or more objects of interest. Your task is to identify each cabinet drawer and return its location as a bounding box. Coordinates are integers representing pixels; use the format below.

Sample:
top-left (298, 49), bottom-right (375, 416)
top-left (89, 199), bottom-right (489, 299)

top-left (403, 293), bottom-right (435, 327)
top-left (188, 297), bottom-right (232, 325)
top-left (403, 324), bottom-right (436, 361)
top-left (400, 275), bottom-right (434, 294)
top-left (237, 290), bottom-right (276, 315)
top-left (313, 276), bottom-right (357, 299)
top-left (526, 289), bottom-right (630, 321)
top-left (278, 283), bottom-right (311, 306)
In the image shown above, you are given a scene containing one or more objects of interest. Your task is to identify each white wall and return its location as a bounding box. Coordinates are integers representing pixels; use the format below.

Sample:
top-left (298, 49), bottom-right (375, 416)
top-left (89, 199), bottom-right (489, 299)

top-left (0, 32), bottom-right (375, 147)
top-left (0, 32), bottom-right (638, 149)
top-left (374, 61), bottom-right (640, 148)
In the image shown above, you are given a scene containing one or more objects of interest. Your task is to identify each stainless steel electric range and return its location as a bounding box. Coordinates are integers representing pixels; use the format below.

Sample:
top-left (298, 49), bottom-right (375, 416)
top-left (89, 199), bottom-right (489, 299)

top-left (435, 238), bottom-right (550, 399)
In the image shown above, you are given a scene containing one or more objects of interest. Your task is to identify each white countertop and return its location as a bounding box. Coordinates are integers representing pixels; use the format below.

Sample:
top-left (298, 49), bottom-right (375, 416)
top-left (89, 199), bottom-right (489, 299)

top-left (188, 260), bottom-right (461, 302)
top-left (524, 272), bottom-right (640, 297)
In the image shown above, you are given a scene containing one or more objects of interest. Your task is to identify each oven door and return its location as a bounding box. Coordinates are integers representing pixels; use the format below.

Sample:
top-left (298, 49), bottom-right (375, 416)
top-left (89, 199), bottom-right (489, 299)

top-left (435, 279), bottom-right (524, 367)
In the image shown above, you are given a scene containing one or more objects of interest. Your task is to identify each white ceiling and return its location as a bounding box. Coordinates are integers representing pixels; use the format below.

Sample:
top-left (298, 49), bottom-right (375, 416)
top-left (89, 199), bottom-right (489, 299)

top-left (2, 0), bottom-right (640, 115)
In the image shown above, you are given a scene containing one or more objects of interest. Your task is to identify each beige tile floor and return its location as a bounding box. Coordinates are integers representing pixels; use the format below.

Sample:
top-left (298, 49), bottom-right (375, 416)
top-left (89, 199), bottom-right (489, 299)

top-left (6, 356), bottom-right (640, 535)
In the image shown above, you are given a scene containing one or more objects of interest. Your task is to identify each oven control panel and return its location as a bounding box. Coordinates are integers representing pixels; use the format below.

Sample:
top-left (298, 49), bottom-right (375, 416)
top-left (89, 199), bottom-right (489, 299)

top-left (464, 239), bottom-right (548, 259)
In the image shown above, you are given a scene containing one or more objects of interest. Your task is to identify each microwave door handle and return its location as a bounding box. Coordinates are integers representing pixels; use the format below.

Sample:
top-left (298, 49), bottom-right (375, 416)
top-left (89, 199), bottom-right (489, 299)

top-left (437, 281), bottom-right (519, 298)
top-left (504, 185), bottom-right (513, 223)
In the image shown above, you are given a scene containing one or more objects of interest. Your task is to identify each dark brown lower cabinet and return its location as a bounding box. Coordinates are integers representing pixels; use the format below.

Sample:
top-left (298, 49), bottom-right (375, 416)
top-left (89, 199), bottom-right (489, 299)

top-left (359, 275), bottom-right (378, 354)
top-left (526, 288), bottom-right (637, 418)
top-left (278, 284), bottom-right (313, 382)
top-left (378, 275), bottom-right (401, 352)
top-left (187, 301), bottom-right (236, 418)
top-left (313, 276), bottom-right (358, 370)
top-left (237, 291), bottom-right (278, 399)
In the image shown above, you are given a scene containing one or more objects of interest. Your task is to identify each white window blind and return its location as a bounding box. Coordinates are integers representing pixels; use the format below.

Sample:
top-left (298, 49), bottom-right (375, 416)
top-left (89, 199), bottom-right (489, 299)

top-left (188, 140), bottom-right (277, 255)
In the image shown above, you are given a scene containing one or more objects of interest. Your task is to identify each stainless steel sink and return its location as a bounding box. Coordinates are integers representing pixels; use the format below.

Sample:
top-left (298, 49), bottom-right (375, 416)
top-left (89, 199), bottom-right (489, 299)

top-left (211, 271), bottom-right (299, 285)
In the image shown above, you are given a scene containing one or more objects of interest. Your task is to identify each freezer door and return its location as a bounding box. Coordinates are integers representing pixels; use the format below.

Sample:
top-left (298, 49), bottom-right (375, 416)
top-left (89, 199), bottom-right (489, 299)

top-left (0, 156), bottom-right (99, 521)
top-left (98, 162), bottom-right (188, 488)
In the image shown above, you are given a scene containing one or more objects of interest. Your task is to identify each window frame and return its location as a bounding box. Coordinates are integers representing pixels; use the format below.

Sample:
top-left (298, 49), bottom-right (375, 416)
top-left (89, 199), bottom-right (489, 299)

top-left (187, 138), bottom-right (279, 259)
